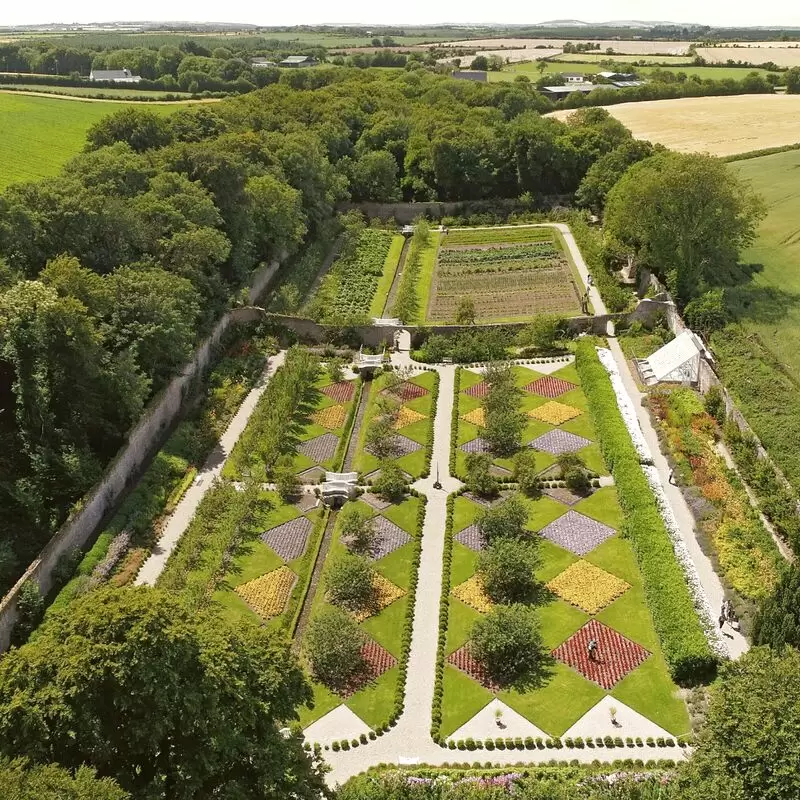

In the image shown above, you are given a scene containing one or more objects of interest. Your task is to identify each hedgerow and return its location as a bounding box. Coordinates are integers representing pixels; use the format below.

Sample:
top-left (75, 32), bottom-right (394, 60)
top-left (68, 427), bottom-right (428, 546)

top-left (575, 340), bottom-right (717, 683)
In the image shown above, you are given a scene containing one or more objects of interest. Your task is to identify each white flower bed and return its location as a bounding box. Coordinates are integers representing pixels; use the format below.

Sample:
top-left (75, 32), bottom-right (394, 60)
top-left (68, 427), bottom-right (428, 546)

top-left (596, 348), bottom-right (727, 657)
top-left (596, 348), bottom-right (651, 462)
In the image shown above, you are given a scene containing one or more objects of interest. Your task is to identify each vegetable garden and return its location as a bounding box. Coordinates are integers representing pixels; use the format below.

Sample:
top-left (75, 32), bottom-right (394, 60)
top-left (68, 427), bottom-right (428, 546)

top-left (427, 227), bottom-right (583, 323)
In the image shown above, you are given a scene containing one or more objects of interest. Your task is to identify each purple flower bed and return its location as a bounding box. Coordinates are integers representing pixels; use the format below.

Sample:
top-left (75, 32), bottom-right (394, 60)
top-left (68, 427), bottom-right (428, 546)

top-left (299, 432), bottom-right (339, 463)
top-left (539, 510), bottom-right (615, 556)
top-left (369, 517), bottom-right (412, 559)
top-left (454, 523), bottom-right (487, 552)
top-left (261, 516), bottom-right (312, 561)
top-left (366, 433), bottom-right (422, 458)
top-left (530, 429), bottom-right (591, 456)
top-left (460, 437), bottom-right (491, 454)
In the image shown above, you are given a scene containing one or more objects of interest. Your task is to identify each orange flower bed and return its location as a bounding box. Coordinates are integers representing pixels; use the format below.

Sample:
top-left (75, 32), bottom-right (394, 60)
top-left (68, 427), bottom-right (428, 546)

top-left (312, 404), bottom-right (347, 430)
top-left (528, 401), bottom-right (581, 426)
top-left (546, 560), bottom-right (630, 615)
top-left (461, 407), bottom-right (486, 427)
top-left (350, 573), bottom-right (406, 623)
top-left (393, 406), bottom-right (426, 429)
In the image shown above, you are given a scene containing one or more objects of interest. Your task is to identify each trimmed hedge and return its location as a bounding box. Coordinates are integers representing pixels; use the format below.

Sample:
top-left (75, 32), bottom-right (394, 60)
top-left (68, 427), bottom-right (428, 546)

top-left (421, 371), bottom-right (440, 479)
top-left (449, 367), bottom-right (461, 478)
top-left (575, 340), bottom-right (717, 683)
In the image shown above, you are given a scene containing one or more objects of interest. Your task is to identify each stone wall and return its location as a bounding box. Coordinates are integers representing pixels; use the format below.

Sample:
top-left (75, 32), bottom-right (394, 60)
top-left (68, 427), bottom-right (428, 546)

top-left (0, 261), bottom-right (280, 651)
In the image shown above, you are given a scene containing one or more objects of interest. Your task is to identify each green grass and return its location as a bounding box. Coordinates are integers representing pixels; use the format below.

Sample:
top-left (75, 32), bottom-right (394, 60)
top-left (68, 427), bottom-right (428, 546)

top-left (487, 58), bottom-right (770, 83)
top-left (444, 226), bottom-right (553, 245)
top-left (417, 230), bottom-right (441, 323)
top-left (369, 234), bottom-right (405, 317)
top-left (0, 83), bottom-right (194, 99)
top-left (0, 93), bottom-right (176, 190)
top-left (440, 665), bottom-right (493, 737)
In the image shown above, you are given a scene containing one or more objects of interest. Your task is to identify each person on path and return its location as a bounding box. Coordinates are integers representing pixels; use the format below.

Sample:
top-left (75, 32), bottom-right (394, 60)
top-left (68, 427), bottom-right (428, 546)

top-left (587, 639), bottom-right (598, 662)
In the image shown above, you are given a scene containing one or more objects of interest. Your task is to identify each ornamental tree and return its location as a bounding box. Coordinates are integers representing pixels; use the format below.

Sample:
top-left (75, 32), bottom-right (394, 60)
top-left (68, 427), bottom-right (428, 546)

top-left (753, 564), bottom-right (800, 650)
top-left (339, 502), bottom-right (376, 554)
top-left (478, 539), bottom-right (542, 604)
top-left (478, 492), bottom-right (530, 543)
top-left (325, 552), bottom-right (376, 612)
top-left (471, 603), bottom-right (547, 687)
top-left (304, 606), bottom-right (367, 690)
top-left (0, 587), bottom-right (327, 800)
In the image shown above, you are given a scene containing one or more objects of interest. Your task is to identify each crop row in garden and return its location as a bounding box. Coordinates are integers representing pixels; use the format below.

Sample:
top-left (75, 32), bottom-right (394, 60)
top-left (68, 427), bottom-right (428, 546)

top-left (438, 243), bottom-right (560, 265)
top-left (444, 227), bottom-right (553, 246)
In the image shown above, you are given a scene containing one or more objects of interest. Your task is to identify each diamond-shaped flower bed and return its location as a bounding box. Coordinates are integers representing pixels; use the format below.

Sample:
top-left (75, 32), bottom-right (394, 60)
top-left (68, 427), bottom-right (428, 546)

top-left (530, 429), bottom-right (591, 456)
top-left (552, 619), bottom-right (650, 690)
top-left (452, 574), bottom-right (493, 613)
top-left (299, 432), bottom-right (339, 463)
top-left (361, 492), bottom-right (392, 511)
top-left (461, 407), bottom-right (486, 427)
top-left (294, 493), bottom-right (320, 513)
top-left (464, 381), bottom-right (489, 398)
top-left (455, 523), bottom-right (486, 552)
top-left (366, 467), bottom-right (412, 485)
top-left (234, 566), bottom-right (297, 620)
top-left (543, 486), bottom-right (585, 506)
top-left (338, 639), bottom-right (399, 698)
top-left (393, 406), bottom-right (426, 430)
top-left (528, 401), bottom-right (581, 426)
top-left (383, 381), bottom-right (428, 402)
top-left (448, 643), bottom-right (499, 692)
top-left (366, 433), bottom-right (422, 458)
top-left (349, 573), bottom-right (406, 623)
top-left (312, 404), bottom-right (347, 430)
top-left (546, 560), bottom-right (630, 615)
top-left (539, 510), bottom-right (615, 556)
top-left (460, 437), bottom-right (491, 454)
top-left (297, 466), bottom-right (326, 483)
top-left (369, 516), bottom-right (412, 559)
top-left (322, 381), bottom-right (355, 403)
top-left (261, 516), bottom-right (312, 562)
top-left (524, 376), bottom-right (576, 399)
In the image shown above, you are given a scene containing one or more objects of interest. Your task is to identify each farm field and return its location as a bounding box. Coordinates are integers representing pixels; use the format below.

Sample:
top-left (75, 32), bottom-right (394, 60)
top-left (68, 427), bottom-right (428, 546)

top-left (488, 61), bottom-right (769, 83)
top-left (440, 359), bottom-right (690, 740)
top-left (0, 93), bottom-right (175, 190)
top-left (549, 95), bottom-right (800, 157)
top-left (696, 46), bottom-right (800, 66)
top-left (437, 38), bottom-right (693, 55)
top-left (0, 82), bottom-right (193, 99)
top-left (426, 226), bottom-right (583, 323)
top-left (551, 53), bottom-right (692, 65)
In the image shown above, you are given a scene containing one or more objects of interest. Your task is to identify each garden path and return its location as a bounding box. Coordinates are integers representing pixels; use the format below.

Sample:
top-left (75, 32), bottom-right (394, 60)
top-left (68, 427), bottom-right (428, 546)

top-left (134, 351), bottom-right (286, 586)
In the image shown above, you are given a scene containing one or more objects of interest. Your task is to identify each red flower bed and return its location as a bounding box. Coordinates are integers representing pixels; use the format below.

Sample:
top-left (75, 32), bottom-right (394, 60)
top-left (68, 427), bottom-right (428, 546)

top-left (322, 381), bottom-right (355, 403)
top-left (338, 639), bottom-right (398, 698)
top-left (524, 376), bottom-right (575, 399)
top-left (447, 643), bottom-right (500, 692)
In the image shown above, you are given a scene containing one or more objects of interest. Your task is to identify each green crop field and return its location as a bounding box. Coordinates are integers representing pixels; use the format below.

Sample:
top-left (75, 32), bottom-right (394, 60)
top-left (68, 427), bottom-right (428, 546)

top-left (0, 94), bottom-right (176, 190)
top-left (488, 59), bottom-right (770, 83)
top-left (0, 83), bottom-right (192, 99)
top-left (729, 149), bottom-right (800, 378)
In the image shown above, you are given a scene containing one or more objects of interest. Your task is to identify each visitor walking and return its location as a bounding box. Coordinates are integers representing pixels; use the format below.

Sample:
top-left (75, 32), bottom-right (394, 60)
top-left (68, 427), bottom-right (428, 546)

top-left (587, 639), bottom-right (598, 662)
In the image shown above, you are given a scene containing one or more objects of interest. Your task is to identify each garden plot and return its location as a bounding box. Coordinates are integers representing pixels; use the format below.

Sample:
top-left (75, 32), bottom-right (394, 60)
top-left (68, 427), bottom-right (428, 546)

top-left (300, 496), bottom-right (424, 733)
top-left (427, 228), bottom-right (582, 323)
top-left (454, 364), bottom-right (606, 479)
top-left (353, 370), bottom-right (438, 481)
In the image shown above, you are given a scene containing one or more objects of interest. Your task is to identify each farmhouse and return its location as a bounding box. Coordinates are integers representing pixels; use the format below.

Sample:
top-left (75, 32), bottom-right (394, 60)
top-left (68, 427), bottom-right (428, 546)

top-left (540, 82), bottom-right (608, 97)
top-left (89, 68), bottom-right (141, 83)
top-left (251, 58), bottom-right (277, 68)
top-left (561, 72), bottom-right (586, 83)
top-left (279, 55), bottom-right (317, 67)
top-left (452, 70), bottom-right (488, 82)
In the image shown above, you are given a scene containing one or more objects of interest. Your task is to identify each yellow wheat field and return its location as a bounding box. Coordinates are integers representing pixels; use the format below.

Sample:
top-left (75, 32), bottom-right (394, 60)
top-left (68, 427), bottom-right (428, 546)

top-left (549, 95), bottom-right (800, 157)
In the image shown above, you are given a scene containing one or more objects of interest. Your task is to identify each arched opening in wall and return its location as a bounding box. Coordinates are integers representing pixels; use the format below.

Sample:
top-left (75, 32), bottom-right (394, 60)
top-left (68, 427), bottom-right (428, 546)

top-left (396, 329), bottom-right (411, 352)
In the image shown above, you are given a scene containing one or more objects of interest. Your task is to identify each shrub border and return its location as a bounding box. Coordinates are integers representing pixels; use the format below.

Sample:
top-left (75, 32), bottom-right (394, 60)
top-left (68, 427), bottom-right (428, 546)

top-left (420, 370), bottom-right (440, 479)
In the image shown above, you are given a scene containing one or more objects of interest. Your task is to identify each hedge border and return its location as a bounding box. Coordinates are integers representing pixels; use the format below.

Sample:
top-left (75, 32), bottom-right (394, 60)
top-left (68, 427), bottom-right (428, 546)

top-left (575, 341), bottom-right (717, 683)
top-left (420, 371), bottom-right (440, 479)
top-left (449, 367), bottom-right (462, 478)
top-left (431, 493), bottom-right (456, 743)
top-left (332, 375), bottom-right (364, 472)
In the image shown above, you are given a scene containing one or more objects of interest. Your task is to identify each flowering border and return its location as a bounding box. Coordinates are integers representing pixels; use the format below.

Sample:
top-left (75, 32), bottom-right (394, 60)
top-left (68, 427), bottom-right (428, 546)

top-left (596, 348), bottom-right (726, 658)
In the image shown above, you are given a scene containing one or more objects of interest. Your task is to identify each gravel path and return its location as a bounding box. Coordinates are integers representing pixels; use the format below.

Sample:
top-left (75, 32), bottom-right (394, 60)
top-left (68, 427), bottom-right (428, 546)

top-left (135, 351), bottom-right (286, 586)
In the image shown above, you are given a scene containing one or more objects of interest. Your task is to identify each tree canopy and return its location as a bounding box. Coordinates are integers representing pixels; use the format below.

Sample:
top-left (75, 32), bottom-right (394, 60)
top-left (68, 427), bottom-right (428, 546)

top-left (0, 587), bottom-right (327, 800)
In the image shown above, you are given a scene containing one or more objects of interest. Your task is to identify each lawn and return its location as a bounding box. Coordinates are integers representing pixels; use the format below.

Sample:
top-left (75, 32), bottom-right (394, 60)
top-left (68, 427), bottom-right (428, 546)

top-left (439, 360), bottom-right (690, 740)
top-left (427, 226), bottom-right (583, 323)
top-left (707, 149), bottom-right (800, 488)
top-left (0, 93), bottom-right (176, 190)
top-left (369, 234), bottom-right (405, 317)
top-left (0, 83), bottom-right (195, 99)
top-left (300, 494), bottom-right (424, 731)
top-left (409, 229), bottom-right (441, 323)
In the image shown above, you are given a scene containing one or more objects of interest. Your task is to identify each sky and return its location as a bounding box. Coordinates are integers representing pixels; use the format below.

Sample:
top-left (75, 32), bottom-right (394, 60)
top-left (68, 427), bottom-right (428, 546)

top-left (2, 1), bottom-right (800, 29)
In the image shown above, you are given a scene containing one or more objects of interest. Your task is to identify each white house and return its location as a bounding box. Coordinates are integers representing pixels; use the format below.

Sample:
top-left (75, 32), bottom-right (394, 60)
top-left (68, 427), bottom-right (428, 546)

top-left (561, 72), bottom-right (586, 83)
top-left (89, 68), bottom-right (142, 83)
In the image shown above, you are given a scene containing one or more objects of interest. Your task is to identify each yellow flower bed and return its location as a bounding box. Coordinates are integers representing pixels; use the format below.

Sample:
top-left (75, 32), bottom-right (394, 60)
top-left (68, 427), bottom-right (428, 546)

top-left (312, 404), bottom-right (347, 430)
top-left (461, 407), bottom-right (486, 427)
top-left (351, 573), bottom-right (406, 622)
top-left (452, 574), bottom-right (493, 613)
top-left (546, 560), bottom-right (629, 615)
top-left (393, 406), bottom-right (426, 429)
top-left (528, 401), bottom-right (581, 426)
top-left (235, 566), bottom-right (297, 619)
